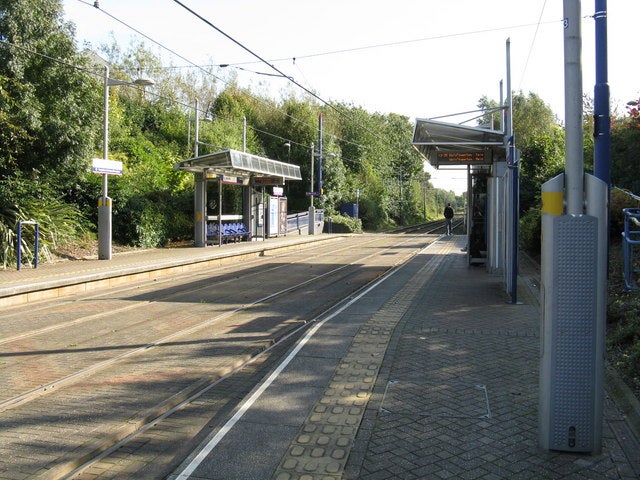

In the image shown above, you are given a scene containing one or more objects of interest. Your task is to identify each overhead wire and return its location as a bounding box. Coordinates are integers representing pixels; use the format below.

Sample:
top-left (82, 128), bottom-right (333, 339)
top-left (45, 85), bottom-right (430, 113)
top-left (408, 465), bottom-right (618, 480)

top-left (225, 18), bottom-right (563, 68)
top-left (519, 0), bottom-right (549, 91)
top-left (73, 0), bottom-right (367, 154)
top-left (171, 0), bottom-right (345, 118)
top-left (0, 37), bottom-right (269, 156)
top-left (53, 2), bottom-right (564, 165)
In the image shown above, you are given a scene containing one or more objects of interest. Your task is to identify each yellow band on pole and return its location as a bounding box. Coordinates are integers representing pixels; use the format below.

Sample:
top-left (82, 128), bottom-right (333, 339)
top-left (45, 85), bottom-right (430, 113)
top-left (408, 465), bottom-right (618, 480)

top-left (541, 191), bottom-right (563, 216)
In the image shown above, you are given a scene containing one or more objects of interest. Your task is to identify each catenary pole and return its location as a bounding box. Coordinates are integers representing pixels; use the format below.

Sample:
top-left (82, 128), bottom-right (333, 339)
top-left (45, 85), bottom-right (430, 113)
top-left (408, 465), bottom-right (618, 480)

top-left (593, 0), bottom-right (610, 186)
top-left (506, 39), bottom-right (519, 304)
top-left (564, 0), bottom-right (584, 215)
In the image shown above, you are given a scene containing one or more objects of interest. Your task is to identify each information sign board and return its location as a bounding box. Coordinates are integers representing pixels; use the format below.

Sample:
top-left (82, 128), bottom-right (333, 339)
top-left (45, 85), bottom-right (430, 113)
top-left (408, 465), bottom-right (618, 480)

top-left (435, 151), bottom-right (491, 166)
top-left (253, 176), bottom-right (283, 186)
top-left (92, 158), bottom-right (123, 175)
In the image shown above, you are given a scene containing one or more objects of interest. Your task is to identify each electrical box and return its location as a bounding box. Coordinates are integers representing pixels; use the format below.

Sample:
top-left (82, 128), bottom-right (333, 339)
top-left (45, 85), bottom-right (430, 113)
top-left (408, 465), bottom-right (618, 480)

top-left (538, 173), bottom-right (607, 453)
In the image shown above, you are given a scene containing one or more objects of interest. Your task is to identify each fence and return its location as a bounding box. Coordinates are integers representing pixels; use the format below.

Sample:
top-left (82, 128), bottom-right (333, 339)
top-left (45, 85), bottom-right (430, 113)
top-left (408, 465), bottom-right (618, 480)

top-left (622, 208), bottom-right (640, 291)
top-left (286, 209), bottom-right (324, 235)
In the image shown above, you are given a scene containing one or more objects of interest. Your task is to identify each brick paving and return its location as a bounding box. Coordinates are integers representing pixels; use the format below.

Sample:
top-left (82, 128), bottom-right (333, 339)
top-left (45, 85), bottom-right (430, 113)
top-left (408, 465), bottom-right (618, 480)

top-left (2, 234), bottom-right (639, 479)
top-left (0, 236), bottom-right (338, 308)
top-left (270, 236), bottom-right (640, 480)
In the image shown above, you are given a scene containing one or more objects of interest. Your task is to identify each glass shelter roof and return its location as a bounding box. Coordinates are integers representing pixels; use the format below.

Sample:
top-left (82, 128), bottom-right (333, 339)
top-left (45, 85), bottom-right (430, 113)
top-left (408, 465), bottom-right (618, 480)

top-left (412, 118), bottom-right (506, 169)
top-left (175, 149), bottom-right (302, 182)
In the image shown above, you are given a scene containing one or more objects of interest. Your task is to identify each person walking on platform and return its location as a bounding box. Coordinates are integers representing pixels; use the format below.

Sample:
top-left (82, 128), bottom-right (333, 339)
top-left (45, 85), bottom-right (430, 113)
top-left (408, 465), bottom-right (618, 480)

top-left (443, 203), bottom-right (454, 235)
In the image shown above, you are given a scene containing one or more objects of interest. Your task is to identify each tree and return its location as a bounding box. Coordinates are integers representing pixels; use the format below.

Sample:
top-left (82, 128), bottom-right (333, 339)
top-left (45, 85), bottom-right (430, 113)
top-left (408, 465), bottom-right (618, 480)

top-left (477, 96), bottom-right (502, 130)
top-left (0, 0), bottom-right (102, 198)
top-left (519, 128), bottom-right (565, 213)
top-left (611, 105), bottom-right (640, 193)
top-left (478, 92), bottom-right (559, 151)
top-left (512, 91), bottom-right (559, 150)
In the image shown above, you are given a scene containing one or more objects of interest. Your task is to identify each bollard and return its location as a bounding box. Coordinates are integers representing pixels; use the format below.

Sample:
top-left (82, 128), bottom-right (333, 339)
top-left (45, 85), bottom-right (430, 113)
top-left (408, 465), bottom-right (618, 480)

top-left (16, 221), bottom-right (39, 271)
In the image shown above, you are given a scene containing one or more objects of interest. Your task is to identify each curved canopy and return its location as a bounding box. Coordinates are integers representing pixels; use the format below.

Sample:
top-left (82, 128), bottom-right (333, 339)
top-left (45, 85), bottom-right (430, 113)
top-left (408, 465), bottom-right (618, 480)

top-left (176, 149), bottom-right (302, 183)
top-left (412, 118), bottom-right (505, 169)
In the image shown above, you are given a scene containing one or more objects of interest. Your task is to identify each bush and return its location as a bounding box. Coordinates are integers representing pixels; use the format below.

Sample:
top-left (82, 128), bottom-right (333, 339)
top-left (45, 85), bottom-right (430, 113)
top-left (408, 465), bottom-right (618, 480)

top-left (0, 196), bottom-right (87, 268)
top-left (608, 291), bottom-right (640, 395)
top-left (115, 191), bottom-right (192, 248)
top-left (325, 214), bottom-right (362, 234)
top-left (520, 208), bottom-right (542, 255)
top-left (610, 188), bottom-right (640, 239)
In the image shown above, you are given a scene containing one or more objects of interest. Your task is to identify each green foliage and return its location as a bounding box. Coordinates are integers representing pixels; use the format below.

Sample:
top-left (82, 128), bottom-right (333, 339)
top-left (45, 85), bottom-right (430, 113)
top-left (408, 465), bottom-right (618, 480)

top-left (0, 0), bottom-right (102, 196)
top-left (326, 214), bottom-right (362, 234)
top-left (519, 208), bottom-right (542, 256)
top-left (477, 96), bottom-right (502, 129)
top-left (608, 287), bottom-right (640, 396)
top-left (611, 117), bottom-right (640, 194)
top-left (519, 128), bottom-right (565, 213)
top-left (512, 91), bottom-right (559, 149)
top-left (610, 188), bottom-right (640, 239)
top-left (0, 190), bottom-right (86, 268)
top-left (114, 191), bottom-right (192, 248)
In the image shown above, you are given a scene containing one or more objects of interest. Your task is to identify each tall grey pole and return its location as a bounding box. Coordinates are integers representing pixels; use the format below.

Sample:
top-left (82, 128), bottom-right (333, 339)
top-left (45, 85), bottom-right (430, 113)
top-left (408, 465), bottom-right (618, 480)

top-left (318, 114), bottom-right (323, 197)
top-left (193, 99), bottom-right (207, 247)
top-left (98, 65), bottom-right (112, 260)
top-left (194, 99), bottom-right (199, 157)
top-left (506, 38), bottom-right (519, 304)
top-left (308, 142), bottom-right (315, 235)
top-left (564, 0), bottom-right (584, 214)
top-left (242, 116), bottom-right (247, 152)
top-left (310, 142), bottom-right (315, 208)
top-left (499, 79), bottom-right (504, 133)
top-left (103, 65), bottom-right (109, 188)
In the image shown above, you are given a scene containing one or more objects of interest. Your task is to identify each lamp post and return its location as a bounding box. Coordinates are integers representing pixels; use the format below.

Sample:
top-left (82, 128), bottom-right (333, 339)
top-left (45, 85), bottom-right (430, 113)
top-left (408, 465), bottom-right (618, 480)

top-left (99, 65), bottom-right (154, 260)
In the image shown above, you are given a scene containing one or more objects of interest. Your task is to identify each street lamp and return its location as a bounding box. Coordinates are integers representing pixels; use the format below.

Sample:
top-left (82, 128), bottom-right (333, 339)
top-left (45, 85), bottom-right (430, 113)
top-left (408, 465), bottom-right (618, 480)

top-left (98, 65), bottom-right (154, 260)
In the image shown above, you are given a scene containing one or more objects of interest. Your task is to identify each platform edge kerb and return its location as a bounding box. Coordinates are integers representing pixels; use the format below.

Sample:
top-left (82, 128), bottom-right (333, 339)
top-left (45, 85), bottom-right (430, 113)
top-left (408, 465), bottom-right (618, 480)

top-left (0, 235), bottom-right (345, 307)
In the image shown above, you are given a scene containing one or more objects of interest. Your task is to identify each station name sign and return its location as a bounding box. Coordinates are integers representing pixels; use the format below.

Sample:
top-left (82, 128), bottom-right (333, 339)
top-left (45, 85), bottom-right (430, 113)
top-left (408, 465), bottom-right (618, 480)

top-left (92, 158), bottom-right (123, 175)
top-left (435, 151), bottom-right (492, 166)
top-left (205, 173), bottom-right (250, 185)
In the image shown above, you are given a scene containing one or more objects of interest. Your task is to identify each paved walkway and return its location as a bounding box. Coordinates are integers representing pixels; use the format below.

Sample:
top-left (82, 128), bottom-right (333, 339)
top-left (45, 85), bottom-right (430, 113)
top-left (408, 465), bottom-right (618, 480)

top-left (2, 234), bottom-right (640, 479)
top-left (170, 236), bottom-right (640, 480)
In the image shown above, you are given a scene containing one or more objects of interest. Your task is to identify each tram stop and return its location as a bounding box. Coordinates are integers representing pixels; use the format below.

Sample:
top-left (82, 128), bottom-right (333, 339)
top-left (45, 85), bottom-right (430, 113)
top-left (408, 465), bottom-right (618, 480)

top-left (412, 118), bottom-right (515, 278)
top-left (175, 149), bottom-right (302, 247)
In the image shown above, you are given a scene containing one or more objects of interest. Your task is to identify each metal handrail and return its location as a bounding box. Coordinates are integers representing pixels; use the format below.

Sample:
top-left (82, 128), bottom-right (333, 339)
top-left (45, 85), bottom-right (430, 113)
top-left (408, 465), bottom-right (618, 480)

top-left (622, 208), bottom-right (640, 291)
top-left (16, 220), bottom-right (39, 271)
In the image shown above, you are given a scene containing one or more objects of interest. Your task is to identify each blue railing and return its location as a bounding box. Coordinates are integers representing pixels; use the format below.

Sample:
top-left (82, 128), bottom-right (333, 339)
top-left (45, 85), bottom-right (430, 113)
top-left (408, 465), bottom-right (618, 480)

top-left (622, 208), bottom-right (640, 291)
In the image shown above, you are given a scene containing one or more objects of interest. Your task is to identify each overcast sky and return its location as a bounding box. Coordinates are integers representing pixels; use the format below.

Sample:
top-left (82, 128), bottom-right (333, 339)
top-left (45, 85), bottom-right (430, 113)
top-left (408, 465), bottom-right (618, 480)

top-left (63, 0), bottom-right (640, 194)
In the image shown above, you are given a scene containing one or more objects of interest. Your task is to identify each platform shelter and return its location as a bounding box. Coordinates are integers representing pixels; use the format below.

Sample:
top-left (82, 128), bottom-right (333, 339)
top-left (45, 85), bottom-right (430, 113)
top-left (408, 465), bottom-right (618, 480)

top-left (176, 149), bottom-right (302, 247)
top-left (412, 118), bottom-right (516, 290)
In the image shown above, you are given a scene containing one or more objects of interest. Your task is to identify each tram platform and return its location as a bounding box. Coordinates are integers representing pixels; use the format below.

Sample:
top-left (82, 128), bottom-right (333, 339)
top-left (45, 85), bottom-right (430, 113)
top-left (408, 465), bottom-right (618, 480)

top-left (0, 235), bottom-right (341, 309)
top-left (2, 234), bottom-right (640, 479)
top-left (164, 235), bottom-right (640, 480)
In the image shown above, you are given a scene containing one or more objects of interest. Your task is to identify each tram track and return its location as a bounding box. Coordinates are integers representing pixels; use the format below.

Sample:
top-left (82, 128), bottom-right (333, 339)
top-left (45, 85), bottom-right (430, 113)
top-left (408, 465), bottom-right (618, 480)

top-left (0, 228), bottom-right (444, 479)
top-left (0, 235), bottom-right (403, 412)
top-left (0, 231), bottom-right (397, 345)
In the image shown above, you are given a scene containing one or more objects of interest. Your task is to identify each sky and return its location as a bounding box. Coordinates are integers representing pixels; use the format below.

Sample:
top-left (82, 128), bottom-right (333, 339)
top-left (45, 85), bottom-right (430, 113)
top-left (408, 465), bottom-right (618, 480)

top-left (62, 0), bottom-right (640, 194)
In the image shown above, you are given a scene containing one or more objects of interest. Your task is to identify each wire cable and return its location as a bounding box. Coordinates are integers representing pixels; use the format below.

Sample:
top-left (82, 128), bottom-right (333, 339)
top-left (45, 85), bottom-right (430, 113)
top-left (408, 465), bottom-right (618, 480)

top-left (519, 0), bottom-right (549, 91)
top-left (171, 0), bottom-right (343, 117)
top-left (224, 19), bottom-right (563, 67)
top-left (73, 0), bottom-right (370, 155)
